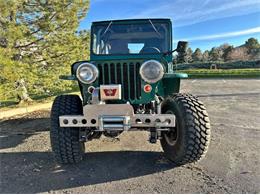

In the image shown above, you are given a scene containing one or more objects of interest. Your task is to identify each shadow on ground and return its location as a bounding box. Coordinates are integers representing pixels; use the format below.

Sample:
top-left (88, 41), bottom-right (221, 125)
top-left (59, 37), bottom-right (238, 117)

top-left (0, 110), bottom-right (174, 193)
top-left (0, 151), bottom-right (174, 193)
top-left (0, 111), bottom-right (50, 149)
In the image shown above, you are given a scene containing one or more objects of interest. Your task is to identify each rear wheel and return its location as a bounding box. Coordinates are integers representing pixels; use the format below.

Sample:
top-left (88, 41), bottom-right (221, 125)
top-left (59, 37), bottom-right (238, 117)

top-left (50, 95), bottom-right (85, 164)
top-left (160, 93), bottom-right (211, 165)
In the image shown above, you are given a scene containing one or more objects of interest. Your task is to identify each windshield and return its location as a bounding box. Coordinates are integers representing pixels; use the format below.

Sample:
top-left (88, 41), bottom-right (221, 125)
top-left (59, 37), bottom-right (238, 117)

top-left (92, 21), bottom-right (170, 55)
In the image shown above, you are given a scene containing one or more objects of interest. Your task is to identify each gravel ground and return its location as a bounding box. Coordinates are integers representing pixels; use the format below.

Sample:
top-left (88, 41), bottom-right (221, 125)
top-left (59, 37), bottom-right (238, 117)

top-left (0, 79), bottom-right (260, 193)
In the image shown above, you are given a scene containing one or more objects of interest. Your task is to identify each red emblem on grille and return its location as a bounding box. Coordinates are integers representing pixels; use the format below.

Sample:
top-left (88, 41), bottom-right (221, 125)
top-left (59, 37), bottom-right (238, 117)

top-left (103, 89), bottom-right (117, 96)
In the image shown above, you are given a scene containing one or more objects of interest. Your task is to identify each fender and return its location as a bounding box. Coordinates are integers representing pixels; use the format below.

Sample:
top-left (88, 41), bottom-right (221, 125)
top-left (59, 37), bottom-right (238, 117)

top-left (158, 73), bottom-right (188, 96)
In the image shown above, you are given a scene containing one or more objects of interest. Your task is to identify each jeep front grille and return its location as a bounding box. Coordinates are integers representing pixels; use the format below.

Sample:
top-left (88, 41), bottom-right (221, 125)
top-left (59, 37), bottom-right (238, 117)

top-left (97, 62), bottom-right (142, 100)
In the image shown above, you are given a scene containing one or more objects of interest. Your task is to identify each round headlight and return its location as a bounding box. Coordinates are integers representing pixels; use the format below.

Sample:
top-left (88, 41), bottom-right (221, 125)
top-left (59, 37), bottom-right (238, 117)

top-left (76, 63), bottom-right (99, 84)
top-left (139, 60), bottom-right (164, 83)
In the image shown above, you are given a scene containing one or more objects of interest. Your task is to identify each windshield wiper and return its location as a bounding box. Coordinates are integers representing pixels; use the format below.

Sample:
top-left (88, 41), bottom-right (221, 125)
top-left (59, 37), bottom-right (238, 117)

top-left (149, 19), bottom-right (161, 38)
top-left (101, 21), bottom-right (113, 37)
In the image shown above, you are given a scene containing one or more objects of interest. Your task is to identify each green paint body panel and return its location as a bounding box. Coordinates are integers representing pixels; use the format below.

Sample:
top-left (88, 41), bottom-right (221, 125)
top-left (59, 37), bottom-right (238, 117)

top-left (60, 19), bottom-right (188, 105)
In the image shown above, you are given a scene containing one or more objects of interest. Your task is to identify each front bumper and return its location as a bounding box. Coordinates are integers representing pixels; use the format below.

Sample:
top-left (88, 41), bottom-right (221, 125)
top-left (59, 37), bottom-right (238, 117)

top-left (59, 104), bottom-right (175, 131)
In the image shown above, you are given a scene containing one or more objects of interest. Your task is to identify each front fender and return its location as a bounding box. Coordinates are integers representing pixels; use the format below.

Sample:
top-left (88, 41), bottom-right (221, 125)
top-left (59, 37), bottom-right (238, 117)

top-left (157, 72), bottom-right (188, 96)
top-left (163, 72), bottom-right (188, 79)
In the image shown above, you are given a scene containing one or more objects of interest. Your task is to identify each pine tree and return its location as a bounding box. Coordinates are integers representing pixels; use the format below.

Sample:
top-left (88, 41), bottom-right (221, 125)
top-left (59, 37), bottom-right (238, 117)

top-left (184, 47), bottom-right (193, 63)
top-left (202, 50), bottom-right (209, 62)
top-left (209, 47), bottom-right (223, 62)
top-left (224, 46), bottom-right (233, 61)
top-left (245, 38), bottom-right (260, 60)
top-left (0, 1), bottom-right (89, 102)
top-left (192, 48), bottom-right (203, 62)
top-left (245, 38), bottom-right (260, 51)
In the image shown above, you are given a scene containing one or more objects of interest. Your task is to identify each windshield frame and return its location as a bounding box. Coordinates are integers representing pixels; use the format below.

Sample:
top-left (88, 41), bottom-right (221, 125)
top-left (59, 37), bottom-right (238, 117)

top-left (90, 19), bottom-right (172, 57)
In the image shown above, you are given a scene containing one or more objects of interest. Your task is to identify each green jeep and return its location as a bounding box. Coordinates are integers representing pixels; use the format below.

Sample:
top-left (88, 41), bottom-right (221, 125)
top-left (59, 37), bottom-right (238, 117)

top-left (50, 19), bottom-right (211, 165)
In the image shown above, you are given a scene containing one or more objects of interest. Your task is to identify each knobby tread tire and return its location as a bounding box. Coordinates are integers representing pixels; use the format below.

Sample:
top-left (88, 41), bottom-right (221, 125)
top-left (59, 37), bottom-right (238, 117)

top-left (50, 95), bottom-right (85, 164)
top-left (160, 93), bottom-right (211, 165)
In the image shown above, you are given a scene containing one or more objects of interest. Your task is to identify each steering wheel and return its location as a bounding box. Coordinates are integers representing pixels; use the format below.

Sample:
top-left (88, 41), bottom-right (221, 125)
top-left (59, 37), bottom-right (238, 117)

top-left (140, 47), bottom-right (161, 54)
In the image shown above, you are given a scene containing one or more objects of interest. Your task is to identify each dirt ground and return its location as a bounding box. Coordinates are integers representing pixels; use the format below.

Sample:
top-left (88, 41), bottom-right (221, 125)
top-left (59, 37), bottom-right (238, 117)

top-left (0, 79), bottom-right (260, 193)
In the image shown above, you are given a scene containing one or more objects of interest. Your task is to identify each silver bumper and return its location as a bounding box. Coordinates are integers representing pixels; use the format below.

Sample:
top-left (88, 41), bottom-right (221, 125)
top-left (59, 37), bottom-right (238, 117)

top-left (59, 104), bottom-right (175, 131)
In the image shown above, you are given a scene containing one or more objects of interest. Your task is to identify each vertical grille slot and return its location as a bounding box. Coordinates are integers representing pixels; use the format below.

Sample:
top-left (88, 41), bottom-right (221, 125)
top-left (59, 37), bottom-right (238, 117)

top-left (98, 62), bottom-right (141, 100)
top-left (104, 63), bottom-right (109, 84)
top-left (129, 63), bottom-right (135, 100)
top-left (110, 63), bottom-right (116, 84)
top-left (98, 64), bottom-right (103, 84)
top-left (136, 63), bottom-right (141, 98)
top-left (123, 63), bottom-right (129, 99)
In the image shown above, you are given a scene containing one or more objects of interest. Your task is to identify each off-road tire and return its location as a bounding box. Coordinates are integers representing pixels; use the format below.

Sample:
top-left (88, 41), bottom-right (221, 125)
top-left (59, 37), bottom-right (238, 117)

top-left (50, 95), bottom-right (85, 164)
top-left (160, 93), bottom-right (211, 165)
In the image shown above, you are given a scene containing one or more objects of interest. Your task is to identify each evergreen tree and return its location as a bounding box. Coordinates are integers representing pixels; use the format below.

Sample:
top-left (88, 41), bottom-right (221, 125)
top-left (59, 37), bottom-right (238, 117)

top-left (209, 47), bottom-right (223, 62)
top-left (184, 47), bottom-right (193, 63)
top-left (245, 38), bottom-right (260, 51)
top-left (0, 0), bottom-right (89, 102)
top-left (219, 44), bottom-right (234, 62)
top-left (202, 50), bottom-right (209, 62)
top-left (192, 48), bottom-right (203, 62)
top-left (245, 38), bottom-right (260, 60)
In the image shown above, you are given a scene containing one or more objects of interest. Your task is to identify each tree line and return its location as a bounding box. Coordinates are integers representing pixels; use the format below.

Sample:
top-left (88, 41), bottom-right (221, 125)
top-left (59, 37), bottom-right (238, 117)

top-left (176, 37), bottom-right (260, 64)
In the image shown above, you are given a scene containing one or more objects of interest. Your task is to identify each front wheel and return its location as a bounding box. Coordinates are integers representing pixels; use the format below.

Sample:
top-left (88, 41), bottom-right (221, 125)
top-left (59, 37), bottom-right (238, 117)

top-left (50, 95), bottom-right (85, 164)
top-left (160, 93), bottom-right (211, 165)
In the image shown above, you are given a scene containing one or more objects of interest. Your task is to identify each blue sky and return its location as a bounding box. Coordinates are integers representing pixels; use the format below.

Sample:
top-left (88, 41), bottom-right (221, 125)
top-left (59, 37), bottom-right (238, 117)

top-left (79, 0), bottom-right (260, 51)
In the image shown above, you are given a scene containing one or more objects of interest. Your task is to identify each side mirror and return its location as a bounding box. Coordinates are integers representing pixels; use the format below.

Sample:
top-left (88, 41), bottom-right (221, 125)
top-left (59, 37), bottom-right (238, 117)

top-left (176, 41), bottom-right (188, 53)
top-left (163, 41), bottom-right (189, 56)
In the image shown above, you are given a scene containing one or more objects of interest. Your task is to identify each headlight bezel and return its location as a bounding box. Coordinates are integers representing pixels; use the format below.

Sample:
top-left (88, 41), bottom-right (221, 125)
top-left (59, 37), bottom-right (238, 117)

top-left (76, 63), bottom-right (99, 84)
top-left (139, 60), bottom-right (165, 83)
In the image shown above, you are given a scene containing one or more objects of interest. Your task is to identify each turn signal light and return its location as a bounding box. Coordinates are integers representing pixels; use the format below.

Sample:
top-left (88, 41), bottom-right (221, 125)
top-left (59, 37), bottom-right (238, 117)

top-left (87, 86), bottom-right (95, 94)
top-left (144, 84), bottom-right (152, 93)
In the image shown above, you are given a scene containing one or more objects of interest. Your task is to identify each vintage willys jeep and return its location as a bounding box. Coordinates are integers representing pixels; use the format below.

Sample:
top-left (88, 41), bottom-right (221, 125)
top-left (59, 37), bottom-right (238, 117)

top-left (50, 19), bottom-right (211, 165)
